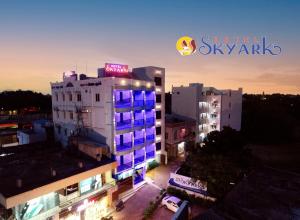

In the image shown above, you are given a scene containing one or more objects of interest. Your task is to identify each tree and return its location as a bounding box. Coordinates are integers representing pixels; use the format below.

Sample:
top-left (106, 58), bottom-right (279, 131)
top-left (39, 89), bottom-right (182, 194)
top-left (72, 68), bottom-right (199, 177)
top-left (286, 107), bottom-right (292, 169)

top-left (184, 127), bottom-right (252, 198)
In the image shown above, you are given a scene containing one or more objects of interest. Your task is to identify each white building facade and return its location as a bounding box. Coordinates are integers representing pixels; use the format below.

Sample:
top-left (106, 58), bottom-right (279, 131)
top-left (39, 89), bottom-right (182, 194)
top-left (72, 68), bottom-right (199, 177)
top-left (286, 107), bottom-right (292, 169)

top-left (172, 83), bottom-right (242, 142)
top-left (51, 64), bottom-right (166, 188)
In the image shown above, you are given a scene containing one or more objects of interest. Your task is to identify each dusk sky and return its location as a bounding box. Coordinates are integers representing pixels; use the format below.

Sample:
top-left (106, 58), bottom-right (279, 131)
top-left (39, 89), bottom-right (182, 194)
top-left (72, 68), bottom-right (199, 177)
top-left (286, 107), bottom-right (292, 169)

top-left (0, 0), bottom-right (299, 94)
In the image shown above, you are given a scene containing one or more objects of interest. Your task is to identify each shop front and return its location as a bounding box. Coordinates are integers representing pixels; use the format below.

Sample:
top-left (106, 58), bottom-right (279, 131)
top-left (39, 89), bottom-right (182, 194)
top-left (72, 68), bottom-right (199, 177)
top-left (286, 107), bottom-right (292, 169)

top-left (59, 191), bottom-right (108, 220)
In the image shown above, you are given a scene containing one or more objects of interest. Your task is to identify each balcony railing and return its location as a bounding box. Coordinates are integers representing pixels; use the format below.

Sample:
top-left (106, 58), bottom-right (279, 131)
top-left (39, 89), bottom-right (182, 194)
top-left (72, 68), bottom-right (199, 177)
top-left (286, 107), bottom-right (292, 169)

top-left (146, 117), bottom-right (155, 126)
top-left (146, 134), bottom-right (155, 142)
top-left (116, 120), bottom-right (132, 130)
top-left (145, 100), bottom-right (155, 109)
top-left (117, 162), bottom-right (133, 173)
top-left (134, 155), bottom-right (145, 165)
top-left (134, 100), bottom-right (144, 108)
top-left (134, 137), bottom-right (144, 146)
top-left (134, 119), bottom-right (144, 127)
top-left (146, 151), bottom-right (155, 159)
top-left (116, 142), bottom-right (132, 152)
top-left (115, 98), bottom-right (132, 108)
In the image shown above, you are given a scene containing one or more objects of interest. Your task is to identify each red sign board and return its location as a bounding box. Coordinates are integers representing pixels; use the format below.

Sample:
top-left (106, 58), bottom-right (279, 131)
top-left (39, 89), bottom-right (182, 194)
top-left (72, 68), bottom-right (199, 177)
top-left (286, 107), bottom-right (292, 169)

top-left (104, 63), bottom-right (129, 76)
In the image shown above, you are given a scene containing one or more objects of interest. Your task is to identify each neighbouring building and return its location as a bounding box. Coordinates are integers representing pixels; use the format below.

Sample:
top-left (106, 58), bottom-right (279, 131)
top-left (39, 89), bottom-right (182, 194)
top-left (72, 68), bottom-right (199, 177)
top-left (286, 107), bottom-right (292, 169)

top-left (0, 142), bottom-right (117, 220)
top-left (172, 83), bottom-right (242, 142)
top-left (165, 114), bottom-right (196, 159)
top-left (17, 119), bottom-right (52, 145)
top-left (50, 63), bottom-right (166, 197)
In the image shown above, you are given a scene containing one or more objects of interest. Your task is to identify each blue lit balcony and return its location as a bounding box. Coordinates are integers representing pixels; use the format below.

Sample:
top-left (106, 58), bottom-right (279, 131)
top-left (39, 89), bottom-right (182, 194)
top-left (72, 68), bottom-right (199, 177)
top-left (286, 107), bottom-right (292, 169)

top-left (116, 142), bottom-right (132, 152)
top-left (117, 162), bottom-right (133, 173)
top-left (134, 119), bottom-right (144, 127)
top-left (146, 134), bottom-right (155, 142)
top-left (134, 155), bottom-right (145, 165)
top-left (146, 117), bottom-right (155, 126)
top-left (114, 90), bottom-right (132, 109)
top-left (145, 100), bottom-right (155, 109)
top-left (134, 100), bottom-right (144, 108)
top-left (115, 98), bottom-right (132, 108)
top-left (116, 119), bottom-right (132, 131)
top-left (146, 151), bottom-right (155, 159)
top-left (134, 137), bottom-right (145, 146)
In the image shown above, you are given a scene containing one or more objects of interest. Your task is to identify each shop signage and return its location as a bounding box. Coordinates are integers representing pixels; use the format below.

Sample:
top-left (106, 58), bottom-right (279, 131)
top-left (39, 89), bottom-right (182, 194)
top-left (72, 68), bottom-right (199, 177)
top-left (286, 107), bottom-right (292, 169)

top-left (169, 173), bottom-right (207, 194)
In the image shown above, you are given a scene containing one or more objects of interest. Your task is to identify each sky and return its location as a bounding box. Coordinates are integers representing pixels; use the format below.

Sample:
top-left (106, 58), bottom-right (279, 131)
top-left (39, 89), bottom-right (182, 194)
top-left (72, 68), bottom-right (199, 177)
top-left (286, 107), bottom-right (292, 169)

top-left (0, 0), bottom-right (299, 94)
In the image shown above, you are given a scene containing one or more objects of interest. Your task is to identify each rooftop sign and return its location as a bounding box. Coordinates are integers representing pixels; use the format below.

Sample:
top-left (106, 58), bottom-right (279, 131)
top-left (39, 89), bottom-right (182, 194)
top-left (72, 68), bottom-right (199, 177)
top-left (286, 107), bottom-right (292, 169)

top-left (105, 63), bottom-right (128, 73)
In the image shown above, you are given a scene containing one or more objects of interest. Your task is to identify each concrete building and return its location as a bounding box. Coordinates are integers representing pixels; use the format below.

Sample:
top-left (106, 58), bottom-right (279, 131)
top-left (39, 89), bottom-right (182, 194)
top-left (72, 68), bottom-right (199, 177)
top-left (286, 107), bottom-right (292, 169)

top-left (17, 119), bottom-right (52, 145)
top-left (165, 114), bottom-right (196, 159)
top-left (50, 63), bottom-right (166, 194)
top-left (172, 83), bottom-right (242, 142)
top-left (0, 142), bottom-right (117, 220)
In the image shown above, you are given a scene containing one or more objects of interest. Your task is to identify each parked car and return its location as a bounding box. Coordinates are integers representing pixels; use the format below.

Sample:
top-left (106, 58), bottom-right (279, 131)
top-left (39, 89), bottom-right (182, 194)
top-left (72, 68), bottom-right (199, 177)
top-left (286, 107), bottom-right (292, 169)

top-left (161, 195), bottom-right (183, 212)
top-left (115, 199), bottom-right (124, 212)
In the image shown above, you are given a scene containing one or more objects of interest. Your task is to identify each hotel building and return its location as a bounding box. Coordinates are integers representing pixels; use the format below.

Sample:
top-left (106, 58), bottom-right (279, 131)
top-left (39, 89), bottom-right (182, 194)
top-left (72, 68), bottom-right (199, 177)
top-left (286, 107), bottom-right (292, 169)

top-left (50, 63), bottom-right (166, 192)
top-left (172, 83), bottom-right (242, 142)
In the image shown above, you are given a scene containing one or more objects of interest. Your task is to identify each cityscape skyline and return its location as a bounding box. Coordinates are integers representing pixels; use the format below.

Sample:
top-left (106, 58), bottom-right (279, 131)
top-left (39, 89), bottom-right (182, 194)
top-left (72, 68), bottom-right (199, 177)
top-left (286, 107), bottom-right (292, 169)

top-left (0, 0), bottom-right (299, 94)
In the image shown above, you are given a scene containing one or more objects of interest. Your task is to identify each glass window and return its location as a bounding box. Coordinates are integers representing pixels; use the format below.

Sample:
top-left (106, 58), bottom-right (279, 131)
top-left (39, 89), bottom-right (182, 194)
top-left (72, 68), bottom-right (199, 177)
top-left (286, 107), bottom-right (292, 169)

top-left (156, 94), bottom-right (162, 103)
top-left (156, 111), bottom-right (161, 119)
top-left (77, 93), bottom-right (81, 102)
top-left (154, 77), bottom-right (162, 86)
top-left (96, 93), bottom-right (100, 102)
top-left (156, 127), bottom-right (161, 135)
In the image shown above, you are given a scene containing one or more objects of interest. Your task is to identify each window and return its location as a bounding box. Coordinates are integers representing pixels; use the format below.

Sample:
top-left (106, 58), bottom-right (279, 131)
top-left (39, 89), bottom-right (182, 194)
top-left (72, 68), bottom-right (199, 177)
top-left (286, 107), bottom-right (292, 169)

top-left (156, 94), bottom-right (162, 103)
top-left (62, 93), bottom-right (65, 101)
top-left (174, 130), bottom-right (177, 140)
top-left (165, 132), bottom-right (168, 139)
top-left (95, 93), bottom-right (100, 102)
top-left (63, 111), bottom-right (66, 119)
top-left (64, 129), bottom-right (68, 136)
top-left (69, 93), bottom-right (72, 101)
top-left (70, 112), bottom-right (73, 120)
top-left (156, 142), bottom-right (161, 151)
top-left (228, 114), bottom-right (231, 119)
top-left (229, 102), bottom-right (231, 108)
top-left (156, 127), bottom-right (161, 135)
top-left (77, 93), bottom-right (81, 102)
top-left (57, 126), bottom-right (61, 134)
top-left (56, 111), bottom-right (59, 119)
top-left (156, 111), bottom-right (161, 119)
top-left (154, 77), bottom-right (162, 86)
top-left (55, 93), bottom-right (58, 102)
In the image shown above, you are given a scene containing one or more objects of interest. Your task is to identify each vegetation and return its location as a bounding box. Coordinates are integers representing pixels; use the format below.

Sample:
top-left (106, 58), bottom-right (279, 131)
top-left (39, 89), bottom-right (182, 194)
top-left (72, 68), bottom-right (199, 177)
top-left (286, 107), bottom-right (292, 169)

top-left (143, 192), bottom-right (164, 219)
top-left (147, 160), bottom-right (159, 171)
top-left (183, 127), bottom-right (254, 199)
top-left (0, 90), bottom-right (51, 113)
top-left (242, 94), bottom-right (300, 143)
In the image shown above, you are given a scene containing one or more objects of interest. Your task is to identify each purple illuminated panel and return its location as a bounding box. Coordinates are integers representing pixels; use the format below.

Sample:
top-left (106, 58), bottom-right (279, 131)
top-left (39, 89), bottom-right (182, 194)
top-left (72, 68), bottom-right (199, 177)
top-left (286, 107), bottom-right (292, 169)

top-left (115, 112), bottom-right (132, 130)
top-left (115, 133), bottom-right (132, 152)
top-left (134, 129), bottom-right (145, 146)
top-left (145, 91), bottom-right (155, 109)
top-left (133, 90), bottom-right (144, 107)
top-left (146, 127), bottom-right (155, 143)
top-left (114, 90), bottom-right (132, 108)
top-left (145, 109), bottom-right (155, 126)
top-left (116, 153), bottom-right (133, 173)
top-left (134, 110), bottom-right (144, 127)
top-left (146, 143), bottom-right (155, 159)
top-left (134, 148), bottom-right (145, 165)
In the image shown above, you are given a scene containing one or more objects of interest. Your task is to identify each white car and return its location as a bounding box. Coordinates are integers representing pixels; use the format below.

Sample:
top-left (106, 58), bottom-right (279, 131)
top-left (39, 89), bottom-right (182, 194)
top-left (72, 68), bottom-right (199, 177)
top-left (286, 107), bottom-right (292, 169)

top-left (161, 195), bottom-right (183, 212)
